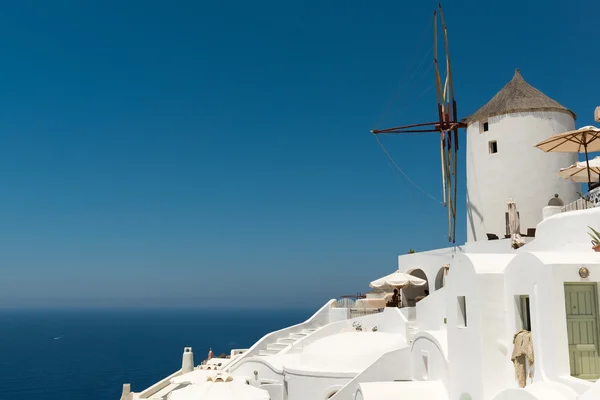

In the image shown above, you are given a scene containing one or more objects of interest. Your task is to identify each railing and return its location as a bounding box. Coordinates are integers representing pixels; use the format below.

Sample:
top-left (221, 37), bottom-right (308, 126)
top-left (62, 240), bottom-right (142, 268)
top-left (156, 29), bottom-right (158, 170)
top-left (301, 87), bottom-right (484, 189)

top-left (561, 198), bottom-right (595, 213)
top-left (332, 298), bottom-right (383, 319)
top-left (285, 307), bottom-right (410, 355)
top-left (335, 298), bottom-right (356, 308)
top-left (349, 308), bottom-right (383, 318)
top-left (225, 299), bottom-right (335, 372)
top-left (586, 186), bottom-right (600, 208)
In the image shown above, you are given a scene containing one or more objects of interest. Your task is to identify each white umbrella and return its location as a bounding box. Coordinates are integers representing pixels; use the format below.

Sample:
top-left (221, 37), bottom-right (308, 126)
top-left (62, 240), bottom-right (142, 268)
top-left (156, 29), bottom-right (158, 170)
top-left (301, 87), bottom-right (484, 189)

top-left (559, 156), bottom-right (600, 183)
top-left (370, 270), bottom-right (427, 290)
top-left (535, 125), bottom-right (600, 189)
top-left (508, 199), bottom-right (525, 249)
top-left (168, 373), bottom-right (269, 400)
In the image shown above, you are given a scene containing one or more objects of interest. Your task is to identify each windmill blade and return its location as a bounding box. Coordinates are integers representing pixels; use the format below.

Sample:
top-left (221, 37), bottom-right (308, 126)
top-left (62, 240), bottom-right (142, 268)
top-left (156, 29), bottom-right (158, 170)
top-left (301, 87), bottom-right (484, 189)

top-left (371, 3), bottom-right (464, 243)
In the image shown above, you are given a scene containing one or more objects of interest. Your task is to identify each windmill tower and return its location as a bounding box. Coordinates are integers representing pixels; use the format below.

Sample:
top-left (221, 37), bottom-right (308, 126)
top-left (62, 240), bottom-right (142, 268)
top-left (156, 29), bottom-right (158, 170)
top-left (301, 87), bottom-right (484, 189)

top-left (465, 69), bottom-right (579, 242)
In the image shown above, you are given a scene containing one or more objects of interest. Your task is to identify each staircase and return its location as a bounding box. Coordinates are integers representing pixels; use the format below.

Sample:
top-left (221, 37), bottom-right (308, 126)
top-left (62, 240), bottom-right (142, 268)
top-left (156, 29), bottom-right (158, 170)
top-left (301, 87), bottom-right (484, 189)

top-left (257, 327), bottom-right (318, 356)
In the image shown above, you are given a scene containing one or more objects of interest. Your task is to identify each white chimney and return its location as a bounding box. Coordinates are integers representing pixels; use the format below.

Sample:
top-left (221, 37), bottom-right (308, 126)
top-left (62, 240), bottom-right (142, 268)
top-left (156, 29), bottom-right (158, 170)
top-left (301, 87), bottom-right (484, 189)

top-left (120, 384), bottom-right (131, 400)
top-left (595, 106), bottom-right (600, 122)
top-left (182, 347), bottom-right (194, 373)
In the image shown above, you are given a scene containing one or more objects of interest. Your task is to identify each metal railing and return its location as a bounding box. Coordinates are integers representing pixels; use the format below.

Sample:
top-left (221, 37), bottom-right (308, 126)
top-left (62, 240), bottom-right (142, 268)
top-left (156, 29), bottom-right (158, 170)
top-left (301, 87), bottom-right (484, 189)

top-left (333, 298), bottom-right (383, 319)
top-left (561, 198), bottom-right (595, 213)
top-left (349, 308), bottom-right (383, 318)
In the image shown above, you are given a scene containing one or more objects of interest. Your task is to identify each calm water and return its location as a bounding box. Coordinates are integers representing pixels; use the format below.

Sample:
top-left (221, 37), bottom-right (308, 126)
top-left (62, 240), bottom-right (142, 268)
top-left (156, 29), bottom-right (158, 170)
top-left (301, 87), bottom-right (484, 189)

top-left (0, 308), bottom-right (311, 400)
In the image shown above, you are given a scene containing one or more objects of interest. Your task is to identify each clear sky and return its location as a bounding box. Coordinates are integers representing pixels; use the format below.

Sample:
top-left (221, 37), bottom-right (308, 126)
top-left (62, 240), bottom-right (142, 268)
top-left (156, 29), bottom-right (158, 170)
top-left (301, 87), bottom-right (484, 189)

top-left (0, 0), bottom-right (598, 309)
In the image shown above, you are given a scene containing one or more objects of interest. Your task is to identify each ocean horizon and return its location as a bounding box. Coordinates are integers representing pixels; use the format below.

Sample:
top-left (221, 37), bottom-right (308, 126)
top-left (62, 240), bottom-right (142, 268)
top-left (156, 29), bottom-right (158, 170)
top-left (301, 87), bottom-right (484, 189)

top-left (0, 307), bottom-right (313, 400)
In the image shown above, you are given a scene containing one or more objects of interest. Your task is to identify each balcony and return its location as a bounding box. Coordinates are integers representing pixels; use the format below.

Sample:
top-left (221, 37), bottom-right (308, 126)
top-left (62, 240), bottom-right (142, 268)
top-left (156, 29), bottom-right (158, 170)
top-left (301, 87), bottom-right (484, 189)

top-left (561, 187), bottom-right (600, 213)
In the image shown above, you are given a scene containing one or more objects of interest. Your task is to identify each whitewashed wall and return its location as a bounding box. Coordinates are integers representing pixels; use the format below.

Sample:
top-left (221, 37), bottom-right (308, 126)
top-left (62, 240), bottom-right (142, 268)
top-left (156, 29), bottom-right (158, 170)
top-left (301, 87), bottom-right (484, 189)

top-left (329, 347), bottom-right (412, 400)
top-left (502, 253), bottom-right (600, 397)
top-left (443, 252), bottom-right (515, 400)
top-left (233, 358), bottom-right (283, 385)
top-left (226, 300), bottom-right (335, 372)
top-left (415, 287), bottom-right (448, 331)
top-left (410, 331), bottom-right (448, 384)
top-left (466, 111), bottom-right (578, 242)
top-left (284, 373), bottom-right (350, 400)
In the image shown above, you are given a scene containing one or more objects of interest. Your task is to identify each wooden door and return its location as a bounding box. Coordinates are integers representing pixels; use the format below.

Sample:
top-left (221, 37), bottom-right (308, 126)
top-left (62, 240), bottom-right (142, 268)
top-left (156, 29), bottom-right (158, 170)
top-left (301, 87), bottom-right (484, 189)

top-left (565, 283), bottom-right (600, 381)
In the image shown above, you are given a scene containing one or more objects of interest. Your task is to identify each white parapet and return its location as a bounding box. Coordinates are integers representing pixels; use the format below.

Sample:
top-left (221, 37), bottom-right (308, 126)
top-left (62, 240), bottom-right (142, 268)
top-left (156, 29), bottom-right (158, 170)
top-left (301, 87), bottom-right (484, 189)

top-left (182, 347), bottom-right (194, 373)
top-left (542, 206), bottom-right (562, 220)
top-left (120, 383), bottom-right (132, 400)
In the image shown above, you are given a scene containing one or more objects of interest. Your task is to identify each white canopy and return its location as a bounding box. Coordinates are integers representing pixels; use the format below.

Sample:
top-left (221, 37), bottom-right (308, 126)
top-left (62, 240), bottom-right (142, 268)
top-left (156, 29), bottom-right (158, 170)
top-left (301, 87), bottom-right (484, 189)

top-left (559, 156), bottom-right (600, 183)
top-left (535, 126), bottom-right (600, 153)
top-left (370, 270), bottom-right (427, 290)
top-left (168, 373), bottom-right (269, 400)
top-left (535, 125), bottom-right (600, 187)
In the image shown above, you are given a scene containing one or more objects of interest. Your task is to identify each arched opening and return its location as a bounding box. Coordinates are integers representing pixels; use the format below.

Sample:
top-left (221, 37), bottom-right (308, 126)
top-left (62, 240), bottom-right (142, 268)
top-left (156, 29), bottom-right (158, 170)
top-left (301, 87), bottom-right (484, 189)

top-left (402, 269), bottom-right (429, 307)
top-left (435, 267), bottom-right (445, 290)
top-left (326, 391), bottom-right (338, 399)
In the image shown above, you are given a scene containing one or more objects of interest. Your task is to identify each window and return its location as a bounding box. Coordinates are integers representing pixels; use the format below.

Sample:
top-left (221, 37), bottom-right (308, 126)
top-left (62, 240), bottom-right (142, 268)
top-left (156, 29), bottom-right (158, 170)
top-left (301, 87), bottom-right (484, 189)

top-left (518, 295), bottom-right (531, 331)
top-left (489, 140), bottom-right (498, 154)
top-left (457, 296), bottom-right (467, 327)
top-left (480, 120), bottom-right (489, 133)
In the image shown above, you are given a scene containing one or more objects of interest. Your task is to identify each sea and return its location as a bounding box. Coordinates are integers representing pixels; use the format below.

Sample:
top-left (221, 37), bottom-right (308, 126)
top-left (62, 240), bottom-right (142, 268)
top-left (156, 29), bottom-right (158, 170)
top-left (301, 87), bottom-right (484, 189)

top-left (0, 308), bottom-right (312, 400)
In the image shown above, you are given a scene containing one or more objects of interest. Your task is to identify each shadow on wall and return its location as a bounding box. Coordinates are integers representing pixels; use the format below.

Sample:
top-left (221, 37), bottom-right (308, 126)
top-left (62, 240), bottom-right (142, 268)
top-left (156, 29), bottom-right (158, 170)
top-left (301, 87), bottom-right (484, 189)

top-left (435, 267), bottom-right (446, 290)
top-left (466, 187), bottom-right (484, 241)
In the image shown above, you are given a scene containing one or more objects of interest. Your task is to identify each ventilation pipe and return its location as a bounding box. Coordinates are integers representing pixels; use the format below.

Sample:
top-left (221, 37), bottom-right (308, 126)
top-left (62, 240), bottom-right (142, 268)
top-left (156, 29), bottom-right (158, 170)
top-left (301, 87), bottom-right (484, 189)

top-left (542, 194), bottom-right (563, 220)
top-left (120, 384), bottom-right (132, 400)
top-left (182, 347), bottom-right (194, 373)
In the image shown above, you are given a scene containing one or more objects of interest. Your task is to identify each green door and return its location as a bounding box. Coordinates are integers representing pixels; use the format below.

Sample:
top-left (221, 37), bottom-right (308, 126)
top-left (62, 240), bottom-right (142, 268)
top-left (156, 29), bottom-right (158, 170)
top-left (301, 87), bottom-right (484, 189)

top-left (565, 283), bottom-right (600, 381)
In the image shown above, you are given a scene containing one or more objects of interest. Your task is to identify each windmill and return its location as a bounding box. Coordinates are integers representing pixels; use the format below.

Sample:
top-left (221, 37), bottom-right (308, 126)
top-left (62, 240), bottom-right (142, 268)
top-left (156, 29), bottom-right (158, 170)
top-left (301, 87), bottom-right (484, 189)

top-left (371, 3), bottom-right (465, 243)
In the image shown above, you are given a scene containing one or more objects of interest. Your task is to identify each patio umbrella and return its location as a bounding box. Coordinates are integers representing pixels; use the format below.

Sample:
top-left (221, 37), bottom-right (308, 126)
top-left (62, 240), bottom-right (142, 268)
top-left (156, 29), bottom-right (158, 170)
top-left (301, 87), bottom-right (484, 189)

top-left (370, 270), bottom-right (427, 290)
top-left (535, 126), bottom-right (600, 189)
top-left (559, 156), bottom-right (600, 183)
top-left (168, 373), bottom-right (269, 400)
top-left (508, 199), bottom-right (525, 249)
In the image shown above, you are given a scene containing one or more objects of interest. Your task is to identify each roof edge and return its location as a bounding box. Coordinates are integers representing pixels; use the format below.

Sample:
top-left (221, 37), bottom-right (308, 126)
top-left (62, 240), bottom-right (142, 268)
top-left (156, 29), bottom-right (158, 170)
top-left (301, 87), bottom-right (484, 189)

top-left (465, 107), bottom-right (577, 126)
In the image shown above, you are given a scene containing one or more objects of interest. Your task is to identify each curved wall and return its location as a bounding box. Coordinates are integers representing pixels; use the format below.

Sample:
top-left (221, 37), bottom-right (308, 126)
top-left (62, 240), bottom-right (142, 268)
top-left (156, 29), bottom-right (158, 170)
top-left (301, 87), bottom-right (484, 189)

top-left (466, 111), bottom-right (578, 242)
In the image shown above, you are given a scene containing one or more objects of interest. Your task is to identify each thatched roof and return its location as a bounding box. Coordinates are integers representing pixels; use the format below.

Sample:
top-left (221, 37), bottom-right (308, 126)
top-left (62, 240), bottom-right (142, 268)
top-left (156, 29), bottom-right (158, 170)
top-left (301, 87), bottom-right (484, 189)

top-left (465, 69), bottom-right (575, 125)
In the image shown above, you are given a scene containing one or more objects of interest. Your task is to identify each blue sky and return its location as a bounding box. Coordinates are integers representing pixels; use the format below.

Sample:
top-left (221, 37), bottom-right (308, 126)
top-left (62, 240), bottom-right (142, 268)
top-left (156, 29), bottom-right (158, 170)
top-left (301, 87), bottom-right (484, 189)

top-left (0, 0), bottom-right (598, 309)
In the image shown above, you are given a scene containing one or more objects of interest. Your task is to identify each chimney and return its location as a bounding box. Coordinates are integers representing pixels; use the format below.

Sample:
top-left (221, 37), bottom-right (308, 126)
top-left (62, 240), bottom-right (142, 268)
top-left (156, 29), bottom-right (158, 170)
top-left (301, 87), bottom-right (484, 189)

top-left (182, 347), bottom-right (194, 373)
top-left (120, 384), bottom-right (132, 400)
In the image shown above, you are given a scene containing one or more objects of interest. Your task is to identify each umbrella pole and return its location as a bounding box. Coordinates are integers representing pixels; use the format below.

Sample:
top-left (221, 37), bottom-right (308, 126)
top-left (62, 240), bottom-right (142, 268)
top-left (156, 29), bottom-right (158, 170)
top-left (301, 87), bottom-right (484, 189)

top-left (585, 140), bottom-right (592, 192)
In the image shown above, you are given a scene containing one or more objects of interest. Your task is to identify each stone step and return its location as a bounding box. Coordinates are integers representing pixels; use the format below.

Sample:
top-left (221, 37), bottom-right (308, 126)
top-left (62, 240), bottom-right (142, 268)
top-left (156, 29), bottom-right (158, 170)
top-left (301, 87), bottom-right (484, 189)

top-left (266, 343), bottom-right (288, 351)
top-left (277, 337), bottom-right (295, 344)
top-left (258, 349), bottom-right (279, 356)
top-left (290, 333), bottom-right (308, 340)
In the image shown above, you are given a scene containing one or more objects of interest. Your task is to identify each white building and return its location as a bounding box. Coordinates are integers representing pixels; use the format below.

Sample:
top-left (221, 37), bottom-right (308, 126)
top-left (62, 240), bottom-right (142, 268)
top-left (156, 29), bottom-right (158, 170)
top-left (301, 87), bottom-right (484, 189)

top-left (465, 69), bottom-right (579, 243)
top-left (118, 74), bottom-right (600, 400)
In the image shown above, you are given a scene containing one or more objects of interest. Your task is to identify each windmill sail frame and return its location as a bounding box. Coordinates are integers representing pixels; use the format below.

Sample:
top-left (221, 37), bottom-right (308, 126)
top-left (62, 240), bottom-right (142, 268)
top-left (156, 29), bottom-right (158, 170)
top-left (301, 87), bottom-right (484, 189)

top-left (372, 3), bottom-right (465, 243)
